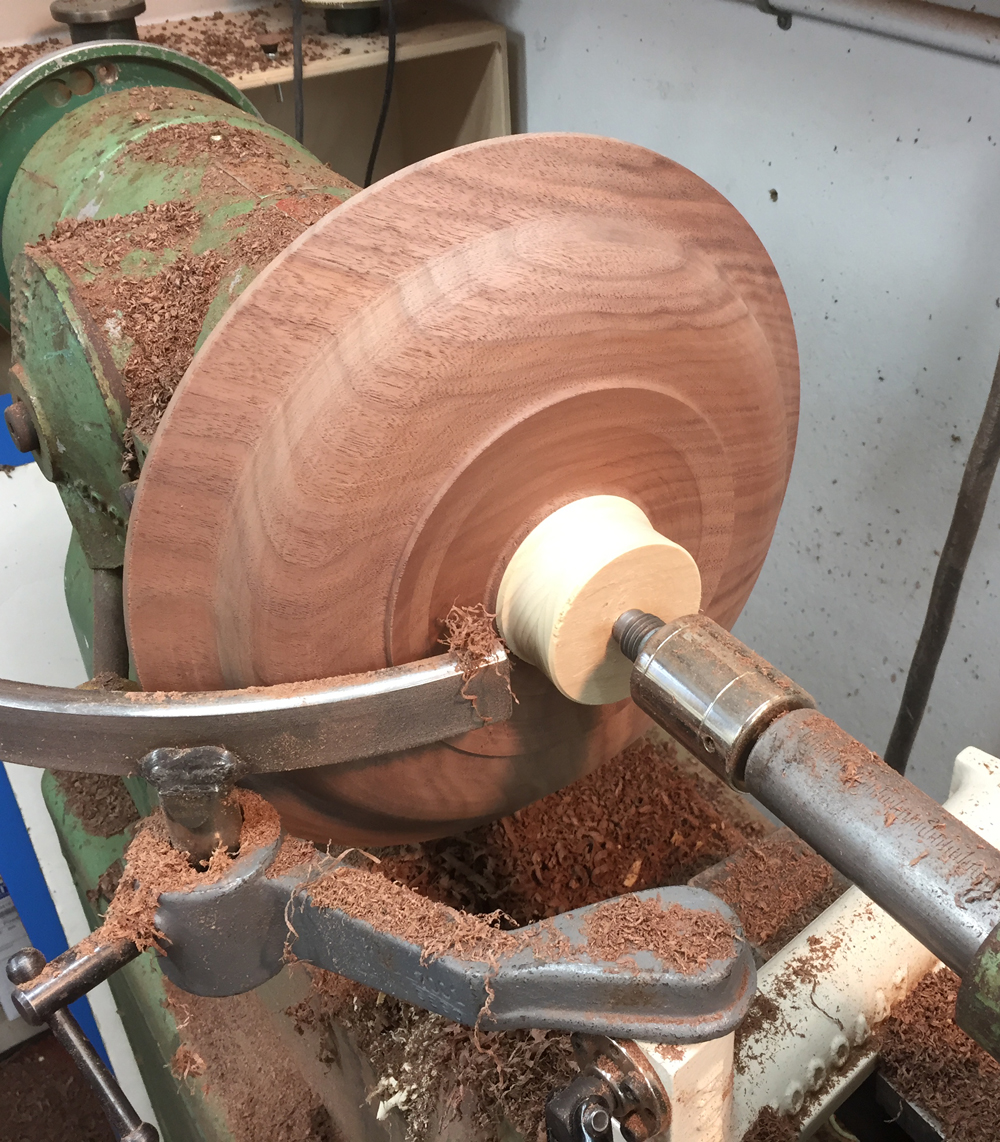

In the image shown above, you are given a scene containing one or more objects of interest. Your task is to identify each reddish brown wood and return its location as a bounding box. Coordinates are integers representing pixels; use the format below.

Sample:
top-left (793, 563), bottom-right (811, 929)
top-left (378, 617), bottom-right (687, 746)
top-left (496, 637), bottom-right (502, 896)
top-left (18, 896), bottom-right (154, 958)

top-left (124, 134), bottom-right (799, 844)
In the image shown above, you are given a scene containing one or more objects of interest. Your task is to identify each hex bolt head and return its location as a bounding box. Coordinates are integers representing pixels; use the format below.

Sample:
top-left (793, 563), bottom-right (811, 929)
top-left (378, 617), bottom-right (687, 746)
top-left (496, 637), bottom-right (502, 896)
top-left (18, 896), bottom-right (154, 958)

top-left (4, 400), bottom-right (40, 453)
top-left (582, 1102), bottom-right (612, 1137)
top-left (6, 946), bottom-right (47, 986)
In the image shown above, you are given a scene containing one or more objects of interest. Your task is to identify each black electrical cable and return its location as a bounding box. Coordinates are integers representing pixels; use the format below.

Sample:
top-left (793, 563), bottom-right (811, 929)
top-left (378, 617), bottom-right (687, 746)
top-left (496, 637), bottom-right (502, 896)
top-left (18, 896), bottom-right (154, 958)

top-left (292, 0), bottom-right (305, 144)
top-left (364, 0), bottom-right (396, 187)
top-left (884, 341), bottom-right (1000, 775)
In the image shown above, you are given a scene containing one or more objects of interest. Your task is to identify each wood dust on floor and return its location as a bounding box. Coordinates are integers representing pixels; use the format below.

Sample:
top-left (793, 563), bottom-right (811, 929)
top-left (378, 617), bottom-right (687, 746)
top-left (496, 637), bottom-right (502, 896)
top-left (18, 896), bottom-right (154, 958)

top-left (0, 1030), bottom-right (114, 1142)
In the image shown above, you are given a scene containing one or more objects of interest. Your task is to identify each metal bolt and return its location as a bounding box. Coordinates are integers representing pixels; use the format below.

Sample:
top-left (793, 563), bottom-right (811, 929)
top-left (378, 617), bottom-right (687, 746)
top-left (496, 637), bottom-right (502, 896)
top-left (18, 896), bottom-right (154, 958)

top-left (582, 1102), bottom-right (612, 1136)
top-left (4, 400), bottom-right (40, 453)
top-left (613, 609), bottom-right (665, 663)
top-left (141, 746), bottom-right (244, 864)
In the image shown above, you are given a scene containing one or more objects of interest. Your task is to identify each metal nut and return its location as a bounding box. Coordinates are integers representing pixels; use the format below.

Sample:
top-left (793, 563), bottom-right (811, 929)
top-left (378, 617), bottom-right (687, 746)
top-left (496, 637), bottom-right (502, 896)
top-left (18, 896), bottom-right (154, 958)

top-left (4, 399), bottom-right (39, 453)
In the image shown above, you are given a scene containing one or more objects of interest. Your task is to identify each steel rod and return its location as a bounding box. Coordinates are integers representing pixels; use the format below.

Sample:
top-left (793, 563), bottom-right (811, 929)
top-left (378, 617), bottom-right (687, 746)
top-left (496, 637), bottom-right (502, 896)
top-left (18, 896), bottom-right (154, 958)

top-left (49, 1007), bottom-right (152, 1139)
top-left (742, 0), bottom-right (1000, 64)
top-left (0, 649), bottom-right (511, 775)
top-left (884, 343), bottom-right (1000, 774)
top-left (744, 708), bottom-right (1000, 976)
top-left (92, 567), bottom-right (130, 678)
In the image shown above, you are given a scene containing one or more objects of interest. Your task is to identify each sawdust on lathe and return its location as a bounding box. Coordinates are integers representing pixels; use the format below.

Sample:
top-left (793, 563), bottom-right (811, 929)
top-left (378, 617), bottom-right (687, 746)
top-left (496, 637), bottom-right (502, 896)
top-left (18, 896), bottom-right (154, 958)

top-left (287, 738), bottom-right (768, 1142)
top-left (51, 771), bottom-right (139, 839)
top-left (97, 789), bottom-right (280, 950)
top-left (163, 977), bottom-right (345, 1142)
top-left (29, 199), bottom-right (310, 441)
top-left (294, 968), bottom-right (578, 1142)
top-left (309, 861), bottom-right (709, 971)
top-left (307, 865), bottom-right (521, 965)
top-left (875, 967), bottom-right (1000, 1141)
top-left (27, 110), bottom-right (352, 444)
top-left (170, 1044), bottom-right (207, 1082)
top-left (706, 836), bottom-right (836, 947)
top-left (584, 895), bottom-right (735, 974)
top-left (377, 737), bottom-right (762, 925)
top-left (741, 1106), bottom-right (798, 1142)
top-left (121, 117), bottom-right (353, 202)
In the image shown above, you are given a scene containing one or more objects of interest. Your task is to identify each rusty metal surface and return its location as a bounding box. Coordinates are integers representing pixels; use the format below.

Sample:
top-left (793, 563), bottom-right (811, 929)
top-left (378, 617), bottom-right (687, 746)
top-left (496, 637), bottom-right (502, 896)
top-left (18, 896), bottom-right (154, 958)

top-left (745, 708), bottom-right (1000, 976)
top-left (154, 842), bottom-right (756, 1043)
top-left (0, 650), bottom-right (511, 776)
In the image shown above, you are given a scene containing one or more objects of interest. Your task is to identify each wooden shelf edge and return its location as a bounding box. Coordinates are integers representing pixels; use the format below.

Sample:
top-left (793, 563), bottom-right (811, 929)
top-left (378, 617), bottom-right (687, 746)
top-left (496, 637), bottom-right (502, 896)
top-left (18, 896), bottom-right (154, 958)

top-left (232, 23), bottom-right (505, 91)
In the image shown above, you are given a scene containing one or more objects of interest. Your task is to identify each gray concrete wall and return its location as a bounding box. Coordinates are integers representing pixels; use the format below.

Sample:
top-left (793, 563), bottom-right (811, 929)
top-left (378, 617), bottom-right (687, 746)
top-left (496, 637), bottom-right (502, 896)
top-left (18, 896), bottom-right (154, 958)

top-left (465, 0), bottom-right (1000, 799)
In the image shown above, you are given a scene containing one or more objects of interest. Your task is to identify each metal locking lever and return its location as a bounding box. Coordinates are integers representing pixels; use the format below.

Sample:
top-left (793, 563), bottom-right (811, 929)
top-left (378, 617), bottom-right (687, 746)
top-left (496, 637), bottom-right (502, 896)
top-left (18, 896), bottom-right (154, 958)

top-left (7, 944), bottom-right (155, 1142)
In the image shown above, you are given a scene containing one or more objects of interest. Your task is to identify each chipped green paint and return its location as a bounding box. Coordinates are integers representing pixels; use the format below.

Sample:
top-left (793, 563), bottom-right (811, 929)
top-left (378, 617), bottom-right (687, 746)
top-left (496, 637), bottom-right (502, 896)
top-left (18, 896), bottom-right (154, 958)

top-left (9, 251), bottom-right (129, 569)
top-left (0, 40), bottom-right (257, 323)
top-left (956, 924), bottom-right (1000, 1062)
top-left (4, 76), bottom-right (354, 581)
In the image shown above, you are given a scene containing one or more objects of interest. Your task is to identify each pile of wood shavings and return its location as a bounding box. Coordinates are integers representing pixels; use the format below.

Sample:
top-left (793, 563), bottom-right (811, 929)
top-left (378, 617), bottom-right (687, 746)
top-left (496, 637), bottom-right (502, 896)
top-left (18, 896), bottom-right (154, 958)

top-left (378, 736), bottom-right (762, 924)
top-left (98, 788), bottom-right (280, 950)
top-left (875, 967), bottom-right (1000, 1141)
top-left (292, 969), bottom-right (579, 1142)
top-left (707, 835), bottom-right (836, 947)
top-left (584, 895), bottom-right (735, 973)
top-left (28, 188), bottom-right (333, 439)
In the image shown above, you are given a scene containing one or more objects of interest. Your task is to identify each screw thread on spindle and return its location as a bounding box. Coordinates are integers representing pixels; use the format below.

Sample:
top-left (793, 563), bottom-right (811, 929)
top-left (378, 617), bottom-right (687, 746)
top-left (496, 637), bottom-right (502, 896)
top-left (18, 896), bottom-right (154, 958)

top-left (612, 610), bottom-right (665, 662)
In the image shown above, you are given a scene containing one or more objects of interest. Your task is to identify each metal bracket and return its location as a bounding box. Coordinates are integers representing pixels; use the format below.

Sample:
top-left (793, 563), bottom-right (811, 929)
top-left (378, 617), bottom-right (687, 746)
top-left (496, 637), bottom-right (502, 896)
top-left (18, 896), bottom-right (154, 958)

top-left (546, 1035), bottom-right (672, 1142)
top-left (0, 648), bottom-right (511, 777)
top-left (11, 842), bottom-right (754, 1044)
top-left (150, 846), bottom-right (756, 1043)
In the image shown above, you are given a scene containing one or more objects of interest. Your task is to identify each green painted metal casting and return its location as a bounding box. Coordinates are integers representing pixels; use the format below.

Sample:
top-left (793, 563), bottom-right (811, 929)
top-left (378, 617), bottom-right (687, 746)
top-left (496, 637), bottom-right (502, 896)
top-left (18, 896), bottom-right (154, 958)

top-left (3, 70), bottom-right (354, 595)
top-left (956, 921), bottom-right (1000, 1062)
top-left (0, 40), bottom-right (258, 324)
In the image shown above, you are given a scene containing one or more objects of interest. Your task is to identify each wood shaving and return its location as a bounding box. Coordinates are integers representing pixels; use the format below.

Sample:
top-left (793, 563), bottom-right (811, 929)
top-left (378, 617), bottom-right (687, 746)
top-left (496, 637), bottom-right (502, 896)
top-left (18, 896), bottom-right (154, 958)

top-left (875, 967), bottom-right (1000, 1141)
top-left (97, 788), bottom-right (279, 950)
top-left (291, 968), bottom-right (578, 1142)
top-left (584, 895), bottom-right (735, 974)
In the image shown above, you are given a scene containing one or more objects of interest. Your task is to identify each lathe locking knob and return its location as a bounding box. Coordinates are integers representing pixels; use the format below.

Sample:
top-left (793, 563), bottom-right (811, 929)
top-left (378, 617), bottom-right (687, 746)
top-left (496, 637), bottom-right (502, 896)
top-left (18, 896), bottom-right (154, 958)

top-left (5, 946), bottom-right (46, 987)
top-left (50, 0), bottom-right (145, 43)
top-left (3, 400), bottom-right (39, 454)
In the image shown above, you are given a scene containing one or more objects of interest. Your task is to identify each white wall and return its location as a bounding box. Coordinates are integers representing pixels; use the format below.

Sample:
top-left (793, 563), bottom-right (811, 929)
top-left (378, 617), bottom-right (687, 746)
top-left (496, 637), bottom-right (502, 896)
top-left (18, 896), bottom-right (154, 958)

top-left (464, 0), bottom-right (1000, 800)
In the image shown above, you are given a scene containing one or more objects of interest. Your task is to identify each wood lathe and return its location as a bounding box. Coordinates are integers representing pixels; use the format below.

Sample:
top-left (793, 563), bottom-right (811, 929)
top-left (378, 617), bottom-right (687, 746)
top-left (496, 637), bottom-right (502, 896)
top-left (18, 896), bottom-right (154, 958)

top-left (1, 30), bottom-right (998, 1142)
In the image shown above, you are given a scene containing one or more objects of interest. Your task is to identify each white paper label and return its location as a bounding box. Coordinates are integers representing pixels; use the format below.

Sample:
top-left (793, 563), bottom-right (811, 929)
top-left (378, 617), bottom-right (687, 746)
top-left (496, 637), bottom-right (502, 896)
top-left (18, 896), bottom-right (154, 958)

top-left (0, 877), bottom-right (30, 1022)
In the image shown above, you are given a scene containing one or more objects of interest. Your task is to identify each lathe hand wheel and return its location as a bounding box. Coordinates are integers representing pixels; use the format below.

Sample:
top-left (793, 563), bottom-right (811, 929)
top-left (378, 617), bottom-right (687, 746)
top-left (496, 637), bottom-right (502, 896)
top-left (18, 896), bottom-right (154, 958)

top-left (124, 133), bottom-right (799, 844)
